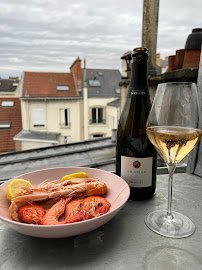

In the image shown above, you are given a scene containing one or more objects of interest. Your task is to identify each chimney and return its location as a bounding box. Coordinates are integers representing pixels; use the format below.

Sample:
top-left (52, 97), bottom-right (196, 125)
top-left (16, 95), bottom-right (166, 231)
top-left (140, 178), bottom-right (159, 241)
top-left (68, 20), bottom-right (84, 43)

top-left (175, 49), bottom-right (185, 70)
top-left (142, 0), bottom-right (160, 76)
top-left (167, 55), bottom-right (175, 72)
top-left (70, 57), bottom-right (82, 90)
top-left (156, 53), bottom-right (160, 66)
top-left (83, 59), bottom-right (88, 140)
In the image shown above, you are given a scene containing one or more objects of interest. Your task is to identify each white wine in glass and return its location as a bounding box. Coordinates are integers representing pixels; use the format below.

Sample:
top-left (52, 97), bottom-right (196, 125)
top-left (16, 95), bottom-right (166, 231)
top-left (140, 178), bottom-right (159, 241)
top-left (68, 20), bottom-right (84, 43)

top-left (145, 82), bottom-right (201, 238)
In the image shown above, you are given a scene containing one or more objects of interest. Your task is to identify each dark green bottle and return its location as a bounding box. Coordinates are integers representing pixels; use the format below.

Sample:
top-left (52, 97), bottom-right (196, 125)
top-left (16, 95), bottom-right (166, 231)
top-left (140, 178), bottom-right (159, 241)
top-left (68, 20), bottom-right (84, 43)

top-left (116, 47), bottom-right (157, 200)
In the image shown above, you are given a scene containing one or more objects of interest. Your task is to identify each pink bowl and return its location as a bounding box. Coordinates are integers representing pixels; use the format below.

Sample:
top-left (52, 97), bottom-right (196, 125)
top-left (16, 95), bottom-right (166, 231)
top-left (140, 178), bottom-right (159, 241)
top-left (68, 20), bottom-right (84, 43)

top-left (0, 167), bottom-right (130, 238)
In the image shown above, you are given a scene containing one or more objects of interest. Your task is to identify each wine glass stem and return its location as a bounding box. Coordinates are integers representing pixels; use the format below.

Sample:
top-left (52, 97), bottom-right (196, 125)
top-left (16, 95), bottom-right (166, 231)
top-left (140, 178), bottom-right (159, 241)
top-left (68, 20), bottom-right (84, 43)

top-left (166, 164), bottom-right (176, 221)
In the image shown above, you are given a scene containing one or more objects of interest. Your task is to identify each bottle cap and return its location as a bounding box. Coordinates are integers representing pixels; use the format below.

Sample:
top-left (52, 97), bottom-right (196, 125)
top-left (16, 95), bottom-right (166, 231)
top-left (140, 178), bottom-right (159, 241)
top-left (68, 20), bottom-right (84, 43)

top-left (132, 47), bottom-right (148, 60)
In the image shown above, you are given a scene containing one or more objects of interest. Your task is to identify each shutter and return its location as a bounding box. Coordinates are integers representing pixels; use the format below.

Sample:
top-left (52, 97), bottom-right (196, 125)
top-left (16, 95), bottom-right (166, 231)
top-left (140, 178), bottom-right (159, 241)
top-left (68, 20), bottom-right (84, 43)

top-left (32, 109), bottom-right (45, 127)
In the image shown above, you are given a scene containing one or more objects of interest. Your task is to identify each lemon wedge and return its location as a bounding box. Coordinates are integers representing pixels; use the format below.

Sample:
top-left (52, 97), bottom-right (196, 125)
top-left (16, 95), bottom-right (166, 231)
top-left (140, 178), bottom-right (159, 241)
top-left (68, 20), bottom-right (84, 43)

top-left (62, 172), bottom-right (87, 181)
top-left (7, 179), bottom-right (34, 202)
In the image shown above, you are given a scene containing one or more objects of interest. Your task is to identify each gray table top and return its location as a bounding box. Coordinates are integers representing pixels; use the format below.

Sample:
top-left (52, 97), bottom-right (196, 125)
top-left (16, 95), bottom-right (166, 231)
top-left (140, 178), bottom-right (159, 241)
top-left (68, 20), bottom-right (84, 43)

top-left (0, 173), bottom-right (202, 270)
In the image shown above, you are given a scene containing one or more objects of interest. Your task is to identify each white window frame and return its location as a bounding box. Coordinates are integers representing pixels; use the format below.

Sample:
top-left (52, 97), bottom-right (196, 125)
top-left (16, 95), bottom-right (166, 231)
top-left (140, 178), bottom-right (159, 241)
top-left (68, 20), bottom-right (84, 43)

top-left (91, 107), bottom-right (104, 124)
top-left (32, 109), bottom-right (46, 127)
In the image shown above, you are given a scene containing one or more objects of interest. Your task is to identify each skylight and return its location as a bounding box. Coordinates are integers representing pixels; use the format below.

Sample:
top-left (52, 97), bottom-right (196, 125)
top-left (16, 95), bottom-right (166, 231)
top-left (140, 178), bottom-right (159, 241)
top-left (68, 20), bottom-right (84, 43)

top-left (89, 79), bottom-right (101, 87)
top-left (0, 122), bottom-right (11, 128)
top-left (56, 85), bottom-right (69, 91)
top-left (115, 88), bottom-right (120, 94)
top-left (1, 101), bottom-right (14, 107)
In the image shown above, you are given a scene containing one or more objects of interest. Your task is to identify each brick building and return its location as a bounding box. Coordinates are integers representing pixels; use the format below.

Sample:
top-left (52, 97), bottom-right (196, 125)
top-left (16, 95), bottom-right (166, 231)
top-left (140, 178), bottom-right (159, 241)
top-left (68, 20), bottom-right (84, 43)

top-left (0, 78), bottom-right (22, 152)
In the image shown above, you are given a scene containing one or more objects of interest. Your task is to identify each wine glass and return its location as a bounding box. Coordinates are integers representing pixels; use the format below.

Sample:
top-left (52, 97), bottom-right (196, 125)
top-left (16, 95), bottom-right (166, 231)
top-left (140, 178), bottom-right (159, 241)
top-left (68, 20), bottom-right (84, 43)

top-left (145, 82), bottom-right (201, 238)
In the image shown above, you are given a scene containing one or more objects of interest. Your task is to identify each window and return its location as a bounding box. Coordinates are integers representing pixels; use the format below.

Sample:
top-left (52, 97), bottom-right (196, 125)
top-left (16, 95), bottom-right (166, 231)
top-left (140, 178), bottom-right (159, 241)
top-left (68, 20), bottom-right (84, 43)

top-left (60, 108), bottom-right (70, 127)
top-left (64, 109), bottom-right (68, 126)
top-left (91, 108), bottom-right (104, 124)
top-left (13, 82), bottom-right (19, 87)
top-left (92, 134), bottom-right (104, 138)
top-left (89, 79), bottom-right (101, 87)
top-left (56, 85), bottom-right (69, 91)
top-left (64, 136), bottom-right (71, 143)
top-left (32, 109), bottom-right (45, 127)
top-left (1, 101), bottom-right (14, 107)
top-left (0, 122), bottom-right (11, 128)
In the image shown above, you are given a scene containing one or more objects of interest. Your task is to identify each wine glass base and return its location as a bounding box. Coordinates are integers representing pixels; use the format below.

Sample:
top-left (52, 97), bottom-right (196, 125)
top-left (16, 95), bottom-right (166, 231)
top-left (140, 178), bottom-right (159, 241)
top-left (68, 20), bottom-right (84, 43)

top-left (145, 210), bottom-right (195, 238)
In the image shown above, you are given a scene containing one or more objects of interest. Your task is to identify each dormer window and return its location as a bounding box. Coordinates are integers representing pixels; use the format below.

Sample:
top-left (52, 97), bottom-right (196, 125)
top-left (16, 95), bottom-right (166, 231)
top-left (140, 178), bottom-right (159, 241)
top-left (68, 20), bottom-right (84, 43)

top-left (89, 79), bottom-right (101, 87)
top-left (56, 85), bottom-right (69, 91)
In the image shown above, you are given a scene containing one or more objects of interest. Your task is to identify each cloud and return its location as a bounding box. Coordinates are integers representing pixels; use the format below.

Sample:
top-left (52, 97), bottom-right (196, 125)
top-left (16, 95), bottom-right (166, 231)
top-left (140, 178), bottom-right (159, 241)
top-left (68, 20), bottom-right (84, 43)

top-left (0, 0), bottom-right (201, 78)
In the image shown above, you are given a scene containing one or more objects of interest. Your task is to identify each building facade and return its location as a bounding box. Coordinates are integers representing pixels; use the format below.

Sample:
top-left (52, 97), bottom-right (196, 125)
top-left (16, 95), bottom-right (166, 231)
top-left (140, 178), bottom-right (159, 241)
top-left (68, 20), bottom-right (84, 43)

top-left (0, 78), bottom-right (22, 152)
top-left (69, 58), bottom-right (121, 140)
top-left (14, 72), bottom-right (81, 150)
top-left (12, 59), bottom-right (121, 151)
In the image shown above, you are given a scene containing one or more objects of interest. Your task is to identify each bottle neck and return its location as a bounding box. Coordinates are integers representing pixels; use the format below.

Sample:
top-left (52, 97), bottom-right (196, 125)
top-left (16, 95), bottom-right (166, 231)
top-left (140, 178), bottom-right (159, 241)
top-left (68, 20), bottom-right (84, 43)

top-left (128, 58), bottom-right (149, 98)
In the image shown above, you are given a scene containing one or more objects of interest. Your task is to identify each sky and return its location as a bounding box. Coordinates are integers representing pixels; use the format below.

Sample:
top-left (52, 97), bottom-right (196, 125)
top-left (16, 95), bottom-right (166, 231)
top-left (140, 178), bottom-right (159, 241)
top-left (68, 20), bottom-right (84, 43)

top-left (0, 0), bottom-right (201, 78)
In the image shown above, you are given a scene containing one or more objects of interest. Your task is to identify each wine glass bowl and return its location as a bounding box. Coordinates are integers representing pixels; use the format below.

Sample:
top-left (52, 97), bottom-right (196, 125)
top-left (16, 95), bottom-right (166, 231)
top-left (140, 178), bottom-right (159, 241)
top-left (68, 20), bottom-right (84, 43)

top-left (146, 126), bottom-right (200, 166)
top-left (145, 82), bottom-right (201, 238)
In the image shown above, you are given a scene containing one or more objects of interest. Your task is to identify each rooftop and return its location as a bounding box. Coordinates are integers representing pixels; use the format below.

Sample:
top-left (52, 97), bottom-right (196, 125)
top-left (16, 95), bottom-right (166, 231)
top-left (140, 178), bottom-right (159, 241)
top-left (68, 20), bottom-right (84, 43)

top-left (0, 78), bottom-right (19, 93)
top-left (0, 137), bottom-right (116, 182)
top-left (81, 68), bottom-right (121, 98)
top-left (22, 72), bottom-right (78, 98)
top-left (107, 98), bottom-right (120, 107)
top-left (14, 130), bottom-right (61, 143)
top-left (0, 135), bottom-right (187, 184)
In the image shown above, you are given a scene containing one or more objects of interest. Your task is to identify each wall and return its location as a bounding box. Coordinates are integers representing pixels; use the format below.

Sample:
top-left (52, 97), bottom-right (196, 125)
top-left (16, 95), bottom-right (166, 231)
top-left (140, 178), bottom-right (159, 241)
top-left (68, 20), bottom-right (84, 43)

top-left (0, 98), bottom-right (22, 152)
top-left (87, 97), bottom-right (118, 138)
top-left (107, 105), bottom-right (120, 131)
top-left (21, 98), bottom-right (81, 144)
top-left (19, 140), bottom-right (56, 151)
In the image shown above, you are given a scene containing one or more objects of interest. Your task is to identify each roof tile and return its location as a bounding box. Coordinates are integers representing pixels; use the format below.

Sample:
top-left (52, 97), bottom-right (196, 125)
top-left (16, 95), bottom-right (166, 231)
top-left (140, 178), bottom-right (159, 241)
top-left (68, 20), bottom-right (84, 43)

top-left (22, 72), bottom-right (78, 98)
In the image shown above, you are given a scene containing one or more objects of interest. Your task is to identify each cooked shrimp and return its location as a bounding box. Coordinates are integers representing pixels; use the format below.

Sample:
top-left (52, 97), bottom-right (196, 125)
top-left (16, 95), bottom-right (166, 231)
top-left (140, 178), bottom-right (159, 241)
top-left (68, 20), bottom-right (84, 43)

top-left (40, 198), bottom-right (84, 225)
top-left (9, 191), bottom-right (57, 222)
top-left (38, 178), bottom-right (99, 191)
top-left (65, 198), bottom-right (84, 219)
top-left (9, 181), bottom-right (107, 222)
top-left (18, 204), bottom-right (46, 225)
top-left (81, 196), bottom-right (111, 221)
top-left (85, 181), bottom-right (107, 197)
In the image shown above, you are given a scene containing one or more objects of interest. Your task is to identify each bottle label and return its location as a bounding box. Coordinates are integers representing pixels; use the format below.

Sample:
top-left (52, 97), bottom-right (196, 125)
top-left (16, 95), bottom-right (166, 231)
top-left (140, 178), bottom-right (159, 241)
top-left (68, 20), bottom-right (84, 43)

top-left (127, 89), bottom-right (149, 98)
top-left (121, 156), bottom-right (152, 187)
